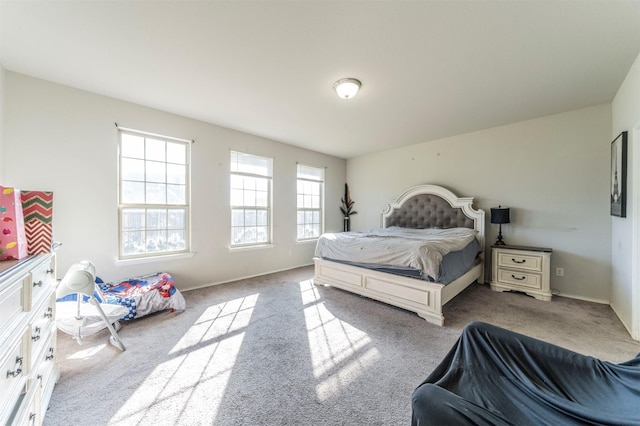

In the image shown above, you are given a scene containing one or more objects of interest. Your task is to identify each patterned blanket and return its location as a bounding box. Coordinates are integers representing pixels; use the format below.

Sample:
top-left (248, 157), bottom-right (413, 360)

top-left (98, 272), bottom-right (186, 320)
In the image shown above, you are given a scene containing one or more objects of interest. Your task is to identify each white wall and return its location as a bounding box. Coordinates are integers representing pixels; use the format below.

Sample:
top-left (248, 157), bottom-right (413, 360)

top-left (611, 51), bottom-right (640, 338)
top-left (4, 72), bottom-right (346, 290)
top-left (347, 104), bottom-right (612, 302)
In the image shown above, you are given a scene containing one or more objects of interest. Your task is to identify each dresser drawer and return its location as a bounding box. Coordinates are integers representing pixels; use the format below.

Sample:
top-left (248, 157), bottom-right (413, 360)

top-left (496, 251), bottom-right (544, 272)
top-left (29, 293), bottom-right (56, 370)
top-left (0, 273), bottom-right (29, 344)
top-left (34, 331), bottom-right (59, 414)
top-left (0, 328), bottom-right (29, 419)
top-left (496, 269), bottom-right (542, 290)
top-left (33, 331), bottom-right (57, 379)
top-left (8, 379), bottom-right (40, 426)
top-left (30, 255), bottom-right (57, 307)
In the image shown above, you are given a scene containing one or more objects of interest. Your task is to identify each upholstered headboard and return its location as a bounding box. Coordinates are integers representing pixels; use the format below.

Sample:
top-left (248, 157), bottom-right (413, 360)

top-left (383, 193), bottom-right (474, 229)
top-left (381, 184), bottom-right (485, 248)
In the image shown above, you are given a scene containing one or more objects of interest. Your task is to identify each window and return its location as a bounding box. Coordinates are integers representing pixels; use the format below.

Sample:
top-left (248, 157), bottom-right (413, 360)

top-left (230, 151), bottom-right (272, 247)
top-left (297, 164), bottom-right (324, 240)
top-left (118, 129), bottom-right (190, 259)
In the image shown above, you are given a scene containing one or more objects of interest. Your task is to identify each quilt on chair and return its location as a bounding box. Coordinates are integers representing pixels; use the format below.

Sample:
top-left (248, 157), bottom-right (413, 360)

top-left (412, 321), bottom-right (640, 425)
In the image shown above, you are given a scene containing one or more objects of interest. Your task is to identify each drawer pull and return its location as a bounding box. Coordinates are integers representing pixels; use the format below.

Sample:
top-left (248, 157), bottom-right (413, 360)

top-left (44, 307), bottom-right (53, 319)
top-left (29, 413), bottom-right (36, 424)
top-left (511, 274), bottom-right (526, 281)
top-left (6, 368), bottom-right (22, 378)
top-left (6, 355), bottom-right (24, 378)
top-left (511, 258), bottom-right (526, 264)
top-left (6, 361), bottom-right (22, 378)
top-left (46, 348), bottom-right (55, 361)
top-left (46, 268), bottom-right (55, 274)
top-left (33, 280), bottom-right (44, 287)
top-left (32, 326), bottom-right (41, 341)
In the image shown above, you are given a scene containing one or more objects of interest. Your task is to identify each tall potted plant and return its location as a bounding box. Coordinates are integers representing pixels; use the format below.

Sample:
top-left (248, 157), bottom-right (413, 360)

top-left (340, 183), bottom-right (357, 232)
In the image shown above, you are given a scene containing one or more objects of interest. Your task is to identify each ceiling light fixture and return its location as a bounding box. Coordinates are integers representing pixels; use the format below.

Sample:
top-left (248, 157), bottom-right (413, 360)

top-left (333, 78), bottom-right (362, 99)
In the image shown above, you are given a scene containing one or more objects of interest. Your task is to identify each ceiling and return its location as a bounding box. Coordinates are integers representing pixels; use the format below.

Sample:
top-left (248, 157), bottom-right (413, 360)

top-left (2, 1), bottom-right (640, 159)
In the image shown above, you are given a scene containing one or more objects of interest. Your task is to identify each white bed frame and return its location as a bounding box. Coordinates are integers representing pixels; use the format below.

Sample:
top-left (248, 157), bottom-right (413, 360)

top-left (313, 184), bottom-right (485, 326)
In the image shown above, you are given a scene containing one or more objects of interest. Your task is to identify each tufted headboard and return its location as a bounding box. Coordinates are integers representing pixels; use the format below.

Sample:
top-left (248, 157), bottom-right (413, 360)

top-left (381, 184), bottom-right (485, 249)
top-left (383, 193), bottom-right (474, 229)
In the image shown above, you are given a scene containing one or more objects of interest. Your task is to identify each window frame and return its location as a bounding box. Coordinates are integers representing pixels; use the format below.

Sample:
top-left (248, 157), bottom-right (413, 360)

top-left (230, 151), bottom-right (273, 248)
top-left (117, 127), bottom-right (191, 260)
top-left (296, 164), bottom-right (324, 241)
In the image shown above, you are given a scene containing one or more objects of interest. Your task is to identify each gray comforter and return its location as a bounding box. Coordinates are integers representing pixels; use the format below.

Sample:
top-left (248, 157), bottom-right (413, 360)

top-left (314, 226), bottom-right (478, 280)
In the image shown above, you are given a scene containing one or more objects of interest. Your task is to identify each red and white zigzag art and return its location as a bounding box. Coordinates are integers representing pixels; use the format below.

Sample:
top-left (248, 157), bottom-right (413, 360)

top-left (21, 192), bottom-right (53, 224)
top-left (20, 191), bottom-right (53, 254)
top-left (24, 220), bottom-right (53, 254)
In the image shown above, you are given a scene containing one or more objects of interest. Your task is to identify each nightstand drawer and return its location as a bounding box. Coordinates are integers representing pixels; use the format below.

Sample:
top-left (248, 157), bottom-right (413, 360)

top-left (496, 251), bottom-right (543, 272)
top-left (496, 269), bottom-right (542, 290)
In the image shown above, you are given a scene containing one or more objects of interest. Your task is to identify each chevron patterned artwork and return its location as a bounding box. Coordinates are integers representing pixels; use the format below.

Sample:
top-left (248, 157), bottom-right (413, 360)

top-left (21, 190), bottom-right (53, 254)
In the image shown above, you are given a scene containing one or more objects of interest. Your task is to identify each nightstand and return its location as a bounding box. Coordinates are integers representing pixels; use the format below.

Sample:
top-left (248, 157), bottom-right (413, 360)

top-left (490, 245), bottom-right (552, 301)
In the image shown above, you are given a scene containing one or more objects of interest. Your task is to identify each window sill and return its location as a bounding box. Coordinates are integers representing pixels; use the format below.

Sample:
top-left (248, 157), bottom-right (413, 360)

top-left (229, 244), bottom-right (274, 252)
top-left (296, 238), bottom-right (318, 245)
top-left (115, 251), bottom-right (195, 266)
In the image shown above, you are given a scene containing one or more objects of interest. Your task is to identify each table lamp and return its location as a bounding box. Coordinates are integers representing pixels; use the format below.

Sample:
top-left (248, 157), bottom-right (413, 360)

top-left (490, 206), bottom-right (510, 246)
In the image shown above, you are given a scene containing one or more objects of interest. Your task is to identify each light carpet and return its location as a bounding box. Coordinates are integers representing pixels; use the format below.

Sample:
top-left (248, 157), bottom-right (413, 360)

top-left (44, 266), bottom-right (640, 425)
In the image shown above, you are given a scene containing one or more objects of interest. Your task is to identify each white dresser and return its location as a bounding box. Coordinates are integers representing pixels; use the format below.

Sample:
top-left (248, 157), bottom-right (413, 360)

top-left (0, 250), bottom-right (59, 426)
top-left (490, 245), bottom-right (552, 301)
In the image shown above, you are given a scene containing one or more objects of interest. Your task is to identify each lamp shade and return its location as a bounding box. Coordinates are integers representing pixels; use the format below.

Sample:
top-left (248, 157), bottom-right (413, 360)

top-left (490, 206), bottom-right (510, 224)
top-left (333, 78), bottom-right (361, 99)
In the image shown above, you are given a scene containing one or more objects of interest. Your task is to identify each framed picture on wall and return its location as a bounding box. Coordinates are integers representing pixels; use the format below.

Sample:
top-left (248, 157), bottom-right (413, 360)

top-left (610, 131), bottom-right (627, 217)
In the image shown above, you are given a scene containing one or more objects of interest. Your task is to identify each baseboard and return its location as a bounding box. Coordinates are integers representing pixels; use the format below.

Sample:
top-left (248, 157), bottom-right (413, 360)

top-left (554, 292), bottom-right (609, 305)
top-left (609, 301), bottom-right (636, 340)
top-left (181, 262), bottom-right (315, 292)
top-left (538, 290), bottom-right (635, 340)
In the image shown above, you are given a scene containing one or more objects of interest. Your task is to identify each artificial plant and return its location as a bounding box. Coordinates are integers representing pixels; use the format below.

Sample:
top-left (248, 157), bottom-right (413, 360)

top-left (340, 183), bottom-right (357, 232)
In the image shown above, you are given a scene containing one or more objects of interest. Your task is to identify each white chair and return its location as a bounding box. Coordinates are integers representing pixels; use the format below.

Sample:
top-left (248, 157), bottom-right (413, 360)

top-left (56, 261), bottom-right (127, 351)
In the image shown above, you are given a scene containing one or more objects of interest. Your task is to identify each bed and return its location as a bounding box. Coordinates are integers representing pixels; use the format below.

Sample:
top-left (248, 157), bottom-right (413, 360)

top-left (313, 184), bottom-right (485, 326)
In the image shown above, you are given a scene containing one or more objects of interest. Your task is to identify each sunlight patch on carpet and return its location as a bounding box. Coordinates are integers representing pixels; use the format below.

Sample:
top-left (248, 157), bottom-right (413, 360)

top-left (109, 294), bottom-right (259, 425)
top-left (300, 280), bottom-right (380, 402)
top-left (66, 343), bottom-right (107, 360)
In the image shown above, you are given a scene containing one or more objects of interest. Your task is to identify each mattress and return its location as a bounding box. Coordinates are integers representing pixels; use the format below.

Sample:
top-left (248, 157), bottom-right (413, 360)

top-left (315, 227), bottom-right (481, 283)
top-left (322, 238), bottom-right (480, 284)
